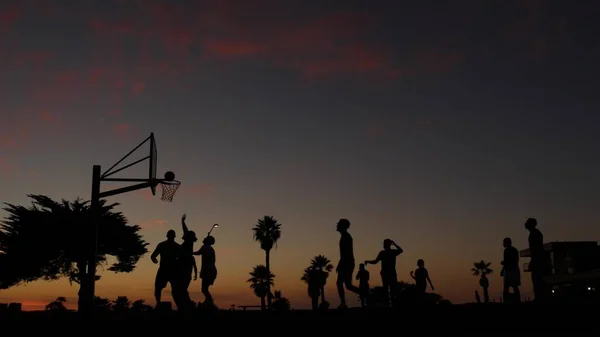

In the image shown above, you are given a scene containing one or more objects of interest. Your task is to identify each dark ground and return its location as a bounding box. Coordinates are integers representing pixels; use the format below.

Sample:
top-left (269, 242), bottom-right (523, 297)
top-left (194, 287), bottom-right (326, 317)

top-left (1, 303), bottom-right (597, 334)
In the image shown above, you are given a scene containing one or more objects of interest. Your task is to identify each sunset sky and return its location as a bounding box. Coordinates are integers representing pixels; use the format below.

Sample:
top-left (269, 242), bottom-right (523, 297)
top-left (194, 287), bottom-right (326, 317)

top-left (1, 0), bottom-right (599, 310)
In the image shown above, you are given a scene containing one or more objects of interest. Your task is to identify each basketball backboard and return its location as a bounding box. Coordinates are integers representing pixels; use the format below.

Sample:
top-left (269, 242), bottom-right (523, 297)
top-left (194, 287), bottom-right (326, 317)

top-left (150, 134), bottom-right (157, 195)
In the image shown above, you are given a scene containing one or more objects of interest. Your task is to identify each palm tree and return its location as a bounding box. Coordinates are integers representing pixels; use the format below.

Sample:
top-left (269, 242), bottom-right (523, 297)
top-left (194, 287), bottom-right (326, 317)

top-left (471, 260), bottom-right (493, 303)
top-left (247, 264), bottom-right (275, 311)
top-left (252, 215), bottom-right (281, 309)
top-left (310, 255), bottom-right (333, 304)
top-left (0, 195), bottom-right (148, 312)
top-left (301, 266), bottom-right (321, 310)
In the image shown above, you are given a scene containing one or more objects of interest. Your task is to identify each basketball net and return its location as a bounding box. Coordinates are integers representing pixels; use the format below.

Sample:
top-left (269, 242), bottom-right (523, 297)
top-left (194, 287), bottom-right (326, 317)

top-left (160, 180), bottom-right (181, 202)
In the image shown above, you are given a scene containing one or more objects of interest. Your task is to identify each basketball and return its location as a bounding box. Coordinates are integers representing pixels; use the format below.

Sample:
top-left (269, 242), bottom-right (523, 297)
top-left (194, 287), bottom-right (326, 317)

top-left (164, 171), bottom-right (175, 181)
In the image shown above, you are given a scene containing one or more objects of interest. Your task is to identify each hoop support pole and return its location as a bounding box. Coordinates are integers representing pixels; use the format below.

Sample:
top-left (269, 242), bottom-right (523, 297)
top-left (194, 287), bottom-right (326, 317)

top-left (87, 165), bottom-right (102, 317)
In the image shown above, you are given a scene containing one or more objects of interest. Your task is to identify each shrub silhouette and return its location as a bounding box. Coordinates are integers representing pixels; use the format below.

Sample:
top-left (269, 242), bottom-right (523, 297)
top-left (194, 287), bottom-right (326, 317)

top-left (131, 299), bottom-right (153, 313)
top-left (112, 296), bottom-right (131, 313)
top-left (271, 290), bottom-right (291, 312)
top-left (0, 195), bottom-right (148, 312)
top-left (45, 296), bottom-right (68, 312)
top-left (368, 282), bottom-right (447, 307)
top-left (94, 296), bottom-right (112, 312)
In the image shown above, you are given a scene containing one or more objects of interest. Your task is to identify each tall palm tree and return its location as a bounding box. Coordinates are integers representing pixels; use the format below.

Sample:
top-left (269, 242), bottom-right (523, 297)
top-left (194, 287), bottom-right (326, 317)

top-left (252, 215), bottom-right (281, 309)
top-left (247, 264), bottom-right (275, 311)
top-left (310, 255), bottom-right (333, 304)
top-left (471, 260), bottom-right (493, 303)
top-left (301, 266), bottom-right (321, 310)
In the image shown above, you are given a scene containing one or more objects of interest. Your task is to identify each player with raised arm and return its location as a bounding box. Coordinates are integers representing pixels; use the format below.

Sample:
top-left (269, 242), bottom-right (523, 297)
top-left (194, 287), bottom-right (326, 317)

top-left (173, 214), bottom-right (198, 310)
top-left (365, 239), bottom-right (403, 307)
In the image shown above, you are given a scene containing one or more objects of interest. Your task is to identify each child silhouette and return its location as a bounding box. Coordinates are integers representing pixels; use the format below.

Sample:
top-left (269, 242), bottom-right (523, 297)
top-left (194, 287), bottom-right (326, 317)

top-left (356, 263), bottom-right (370, 308)
top-left (410, 259), bottom-right (434, 295)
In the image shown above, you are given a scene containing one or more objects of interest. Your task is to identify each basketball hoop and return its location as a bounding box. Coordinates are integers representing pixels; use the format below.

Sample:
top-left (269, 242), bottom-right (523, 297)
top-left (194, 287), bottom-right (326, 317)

top-left (160, 180), bottom-right (181, 202)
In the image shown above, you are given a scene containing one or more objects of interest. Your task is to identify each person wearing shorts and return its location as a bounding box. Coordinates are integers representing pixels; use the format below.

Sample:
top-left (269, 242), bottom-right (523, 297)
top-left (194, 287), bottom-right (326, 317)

top-left (150, 230), bottom-right (180, 307)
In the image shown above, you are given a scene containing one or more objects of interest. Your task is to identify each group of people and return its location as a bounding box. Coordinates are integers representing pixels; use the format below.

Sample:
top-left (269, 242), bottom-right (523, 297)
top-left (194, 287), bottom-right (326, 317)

top-left (498, 217), bottom-right (549, 303)
top-left (151, 214), bottom-right (217, 310)
top-left (334, 219), bottom-right (434, 308)
top-left (151, 216), bottom-right (436, 310)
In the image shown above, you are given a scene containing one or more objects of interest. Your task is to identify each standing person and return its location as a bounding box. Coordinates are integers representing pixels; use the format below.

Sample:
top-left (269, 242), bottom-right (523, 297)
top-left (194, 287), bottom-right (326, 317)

top-left (500, 237), bottom-right (521, 303)
top-left (335, 219), bottom-right (361, 309)
top-left (150, 230), bottom-right (180, 308)
top-left (525, 218), bottom-right (548, 303)
top-left (173, 214), bottom-right (197, 311)
top-left (194, 235), bottom-right (217, 308)
top-left (356, 263), bottom-right (370, 308)
top-left (365, 239), bottom-right (403, 307)
top-left (410, 259), bottom-right (434, 294)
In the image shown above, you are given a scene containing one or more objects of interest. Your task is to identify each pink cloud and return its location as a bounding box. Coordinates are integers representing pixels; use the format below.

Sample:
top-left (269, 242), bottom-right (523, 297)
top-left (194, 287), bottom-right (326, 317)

top-left (181, 183), bottom-right (214, 197)
top-left (0, 156), bottom-right (19, 174)
top-left (113, 122), bottom-right (130, 135)
top-left (132, 81), bottom-right (146, 96)
top-left (0, 6), bottom-right (20, 30)
top-left (140, 219), bottom-right (169, 230)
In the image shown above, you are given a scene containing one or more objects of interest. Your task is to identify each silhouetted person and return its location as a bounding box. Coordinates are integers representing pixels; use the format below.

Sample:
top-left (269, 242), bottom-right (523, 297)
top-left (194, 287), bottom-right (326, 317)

top-left (525, 218), bottom-right (548, 303)
top-left (410, 259), bottom-right (434, 295)
top-left (475, 290), bottom-right (481, 304)
top-left (479, 274), bottom-right (490, 303)
top-left (150, 229), bottom-right (180, 307)
top-left (500, 237), bottom-right (521, 303)
top-left (365, 239), bottom-right (403, 306)
top-left (193, 235), bottom-right (217, 307)
top-left (335, 219), bottom-right (361, 309)
top-left (172, 214), bottom-right (198, 311)
top-left (356, 263), bottom-right (370, 308)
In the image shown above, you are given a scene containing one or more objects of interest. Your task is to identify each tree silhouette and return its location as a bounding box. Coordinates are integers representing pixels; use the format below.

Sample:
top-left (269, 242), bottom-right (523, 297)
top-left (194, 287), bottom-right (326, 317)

top-left (300, 266), bottom-right (321, 310)
top-left (247, 264), bottom-right (275, 311)
top-left (472, 260), bottom-right (493, 303)
top-left (131, 299), bottom-right (153, 313)
top-left (112, 296), bottom-right (131, 313)
top-left (94, 296), bottom-right (112, 312)
top-left (252, 215), bottom-right (281, 309)
top-left (271, 290), bottom-right (291, 312)
top-left (0, 195), bottom-right (148, 312)
top-left (471, 260), bottom-right (493, 276)
top-left (45, 296), bottom-right (68, 312)
top-left (309, 255), bottom-right (333, 305)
